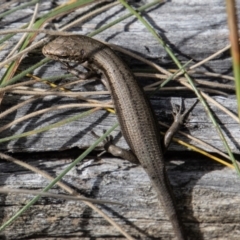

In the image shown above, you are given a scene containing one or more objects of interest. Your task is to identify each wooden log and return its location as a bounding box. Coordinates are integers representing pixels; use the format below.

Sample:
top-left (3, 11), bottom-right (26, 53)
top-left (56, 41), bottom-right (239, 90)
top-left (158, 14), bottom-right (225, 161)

top-left (0, 0), bottom-right (239, 239)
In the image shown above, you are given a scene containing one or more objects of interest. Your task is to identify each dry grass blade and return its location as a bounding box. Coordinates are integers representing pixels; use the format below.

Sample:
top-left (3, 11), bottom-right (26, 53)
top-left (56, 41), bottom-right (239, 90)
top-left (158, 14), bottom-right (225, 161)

top-left (0, 188), bottom-right (123, 205)
top-left (225, 0), bottom-right (240, 118)
top-left (6, 3), bottom-right (39, 58)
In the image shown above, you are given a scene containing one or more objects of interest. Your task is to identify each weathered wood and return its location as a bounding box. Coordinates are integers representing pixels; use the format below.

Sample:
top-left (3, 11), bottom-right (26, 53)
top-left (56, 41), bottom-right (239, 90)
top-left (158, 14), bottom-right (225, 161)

top-left (0, 0), bottom-right (240, 239)
top-left (0, 0), bottom-right (238, 154)
top-left (1, 94), bottom-right (238, 154)
top-left (1, 153), bottom-right (240, 239)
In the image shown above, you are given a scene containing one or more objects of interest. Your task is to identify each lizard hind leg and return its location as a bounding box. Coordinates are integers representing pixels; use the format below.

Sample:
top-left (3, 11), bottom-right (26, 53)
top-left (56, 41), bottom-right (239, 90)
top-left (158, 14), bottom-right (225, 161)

top-left (163, 99), bottom-right (198, 150)
top-left (91, 131), bottom-right (139, 164)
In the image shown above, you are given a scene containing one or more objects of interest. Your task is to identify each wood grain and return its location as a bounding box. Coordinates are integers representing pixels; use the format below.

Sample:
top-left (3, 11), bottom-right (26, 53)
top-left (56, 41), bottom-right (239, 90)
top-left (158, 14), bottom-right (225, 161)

top-left (0, 0), bottom-right (239, 239)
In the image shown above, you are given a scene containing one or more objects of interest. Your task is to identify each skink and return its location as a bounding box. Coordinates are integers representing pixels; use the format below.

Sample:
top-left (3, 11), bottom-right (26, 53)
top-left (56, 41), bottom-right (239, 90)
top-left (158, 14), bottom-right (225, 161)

top-left (42, 35), bottom-right (186, 240)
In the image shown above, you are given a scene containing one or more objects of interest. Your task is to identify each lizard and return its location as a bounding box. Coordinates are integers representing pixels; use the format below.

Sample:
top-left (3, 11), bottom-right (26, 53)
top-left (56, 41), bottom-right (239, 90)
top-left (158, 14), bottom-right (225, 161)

top-left (42, 35), bottom-right (188, 240)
